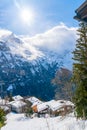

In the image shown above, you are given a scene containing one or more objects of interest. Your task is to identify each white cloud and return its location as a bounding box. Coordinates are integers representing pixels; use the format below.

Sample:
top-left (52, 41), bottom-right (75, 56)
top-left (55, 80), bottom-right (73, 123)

top-left (0, 23), bottom-right (77, 61)
top-left (0, 28), bottom-right (44, 61)
top-left (22, 23), bottom-right (77, 54)
top-left (0, 29), bottom-right (11, 39)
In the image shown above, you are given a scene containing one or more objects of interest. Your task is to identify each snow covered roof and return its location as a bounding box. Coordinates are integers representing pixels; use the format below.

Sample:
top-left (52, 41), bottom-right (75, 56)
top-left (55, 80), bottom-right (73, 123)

top-left (26, 97), bottom-right (41, 104)
top-left (47, 100), bottom-right (63, 111)
top-left (45, 100), bottom-right (74, 112)
top-left (65, 101), bottom-right (74, 107)
top-left (8, 101), bottom-right (26, 108)
top-left (12, 95), bottom-right (23, 101)
top-left (32, 100), bottom-right (42, 107)
top-left (37, 102), bottom-right (48, 112)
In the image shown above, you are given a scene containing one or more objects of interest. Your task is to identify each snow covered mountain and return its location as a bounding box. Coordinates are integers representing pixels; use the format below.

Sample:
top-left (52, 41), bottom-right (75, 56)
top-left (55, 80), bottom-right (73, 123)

top-left (0, 28), bottom-right (76, 100)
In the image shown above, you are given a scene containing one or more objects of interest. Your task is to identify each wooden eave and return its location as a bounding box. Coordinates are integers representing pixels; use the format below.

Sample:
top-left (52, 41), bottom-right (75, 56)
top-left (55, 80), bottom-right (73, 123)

top-left (74, 1), bottom-right (87, 22)
top-left (75, 1), bottom-right (87, 13)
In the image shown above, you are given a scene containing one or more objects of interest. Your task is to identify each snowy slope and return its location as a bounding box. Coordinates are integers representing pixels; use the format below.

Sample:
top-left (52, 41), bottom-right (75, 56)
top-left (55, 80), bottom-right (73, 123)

top-left (2, 113), bottom-right (87, 130)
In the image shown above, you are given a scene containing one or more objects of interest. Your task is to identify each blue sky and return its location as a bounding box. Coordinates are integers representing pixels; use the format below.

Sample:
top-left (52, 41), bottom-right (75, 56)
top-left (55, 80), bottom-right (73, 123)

top-left (0, 0), bottom-right (84, 35)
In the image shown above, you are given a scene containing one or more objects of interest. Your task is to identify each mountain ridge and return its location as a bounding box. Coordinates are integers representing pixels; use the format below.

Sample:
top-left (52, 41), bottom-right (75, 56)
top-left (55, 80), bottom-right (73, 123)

top-left (0, 31), bottom-right (73, 100)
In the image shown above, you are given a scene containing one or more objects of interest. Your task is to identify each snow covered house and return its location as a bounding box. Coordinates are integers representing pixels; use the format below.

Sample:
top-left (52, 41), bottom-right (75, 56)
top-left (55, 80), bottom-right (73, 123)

top-left (8, 100), bottom-right (27, 113)
top-left (47, 100), bottom-right (74, 116)
top-left (26, 96), bottom-right (42, 111)
top-left (32, 102), bottom-right (49, 115)
top-left (37, 103), bottom-right (49, 113)
top-left (12, 95), bottom-right (24, 101)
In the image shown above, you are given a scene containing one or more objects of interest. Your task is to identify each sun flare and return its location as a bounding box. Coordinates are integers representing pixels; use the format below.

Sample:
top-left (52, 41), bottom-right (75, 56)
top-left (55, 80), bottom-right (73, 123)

top-left (20, 8), bottom-right (34, 25)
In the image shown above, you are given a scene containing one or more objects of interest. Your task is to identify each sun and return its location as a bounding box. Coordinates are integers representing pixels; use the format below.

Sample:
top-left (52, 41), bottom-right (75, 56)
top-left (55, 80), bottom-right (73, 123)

top-left (20, 8), bottom-right (34, 25)
top-left (14, 1), bottom-right (35, 26)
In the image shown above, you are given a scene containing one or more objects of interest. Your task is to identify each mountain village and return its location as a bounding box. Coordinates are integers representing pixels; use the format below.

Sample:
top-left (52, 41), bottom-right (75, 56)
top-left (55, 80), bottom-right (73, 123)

top-left (0, 95), bottom-right (74, 118)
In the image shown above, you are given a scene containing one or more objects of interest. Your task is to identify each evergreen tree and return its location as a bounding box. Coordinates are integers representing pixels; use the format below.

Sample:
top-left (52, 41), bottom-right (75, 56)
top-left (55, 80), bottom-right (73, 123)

top-left (72, 22), bottom-right (87, 119)
top-left (0, 108), bottom-right (6, 130)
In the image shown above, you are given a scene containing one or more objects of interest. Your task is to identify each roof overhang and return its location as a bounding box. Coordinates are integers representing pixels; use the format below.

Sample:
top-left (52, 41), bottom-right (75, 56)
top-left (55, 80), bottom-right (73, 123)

top-left (74, 1), bottom-right (87, 23)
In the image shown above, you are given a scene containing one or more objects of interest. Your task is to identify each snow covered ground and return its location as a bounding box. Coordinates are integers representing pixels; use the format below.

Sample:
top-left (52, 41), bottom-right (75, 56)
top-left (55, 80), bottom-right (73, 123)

top-left (2, 113), bottom-right (87, 130)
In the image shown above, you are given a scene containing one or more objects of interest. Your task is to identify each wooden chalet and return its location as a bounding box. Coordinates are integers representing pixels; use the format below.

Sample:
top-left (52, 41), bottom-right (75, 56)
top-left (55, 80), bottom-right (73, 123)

top-left (31, 102), bottom-right (49, 117)
top-left (46, 100), bottom-right (74, 117)
top-left (26, 96), bottom-right (42, 113)
top-left (74, 0), bottom-right (87, 22)
top-left (8, 100), bottom-right (27, 113)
